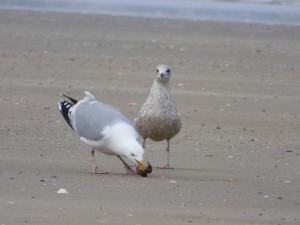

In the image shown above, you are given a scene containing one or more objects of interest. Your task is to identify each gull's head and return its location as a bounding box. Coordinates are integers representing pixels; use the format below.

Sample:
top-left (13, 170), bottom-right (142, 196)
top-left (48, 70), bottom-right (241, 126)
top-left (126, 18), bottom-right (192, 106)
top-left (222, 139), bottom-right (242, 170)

top-left (126, 141), bottom-right (152, 177)
top-left (156, 64), bottom-right (171, 83)
top-left (127, 141), bottom-right (145, 167)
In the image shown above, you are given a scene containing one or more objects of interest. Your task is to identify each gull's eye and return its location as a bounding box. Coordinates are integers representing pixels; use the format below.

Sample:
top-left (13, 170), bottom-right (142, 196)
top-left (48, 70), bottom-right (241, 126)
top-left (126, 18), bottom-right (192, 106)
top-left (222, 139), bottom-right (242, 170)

top-left (156, 69), bottom-right (159, 73)
top-left (131, 153), bottom-right (136, 157)
top-left (166, 69), bottom-right (170, 73)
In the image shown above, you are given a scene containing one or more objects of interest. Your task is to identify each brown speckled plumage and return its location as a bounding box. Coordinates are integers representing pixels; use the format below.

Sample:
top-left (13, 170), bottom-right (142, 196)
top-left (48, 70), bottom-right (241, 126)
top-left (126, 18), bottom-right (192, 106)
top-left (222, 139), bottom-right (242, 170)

top-left (134, 65), bottom-right (181, 169)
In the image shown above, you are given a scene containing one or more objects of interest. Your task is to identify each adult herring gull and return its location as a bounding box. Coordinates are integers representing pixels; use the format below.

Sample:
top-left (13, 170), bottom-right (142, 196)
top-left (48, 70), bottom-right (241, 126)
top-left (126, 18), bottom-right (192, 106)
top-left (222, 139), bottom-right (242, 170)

top-left (58, 91), bottom-right (152, 177)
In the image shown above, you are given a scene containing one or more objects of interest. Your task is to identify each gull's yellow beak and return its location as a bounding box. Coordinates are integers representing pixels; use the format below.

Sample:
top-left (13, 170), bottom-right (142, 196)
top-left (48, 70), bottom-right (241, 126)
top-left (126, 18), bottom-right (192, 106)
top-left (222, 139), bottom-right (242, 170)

top-left (136, 160), bottom-right (145, 170)
top-left (135, 161), bottom-right (152, 177)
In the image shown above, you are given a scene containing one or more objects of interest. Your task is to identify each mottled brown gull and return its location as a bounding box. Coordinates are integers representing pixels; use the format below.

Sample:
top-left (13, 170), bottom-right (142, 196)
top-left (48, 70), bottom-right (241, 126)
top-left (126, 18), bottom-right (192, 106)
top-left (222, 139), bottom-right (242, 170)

top-left (134, 64), bottom-right (181, 169)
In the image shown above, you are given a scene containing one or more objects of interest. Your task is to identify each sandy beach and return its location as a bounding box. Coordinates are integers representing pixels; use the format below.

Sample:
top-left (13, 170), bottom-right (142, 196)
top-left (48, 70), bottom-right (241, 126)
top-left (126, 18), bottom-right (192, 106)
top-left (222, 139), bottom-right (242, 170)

top-left (0, 9), bottom-right (299, 225)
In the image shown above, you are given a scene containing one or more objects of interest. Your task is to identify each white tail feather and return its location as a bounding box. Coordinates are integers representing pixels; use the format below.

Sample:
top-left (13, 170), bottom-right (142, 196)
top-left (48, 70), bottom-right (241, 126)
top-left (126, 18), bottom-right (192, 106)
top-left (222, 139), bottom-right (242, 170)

top-left (84, 91), bottom-right (95, 101)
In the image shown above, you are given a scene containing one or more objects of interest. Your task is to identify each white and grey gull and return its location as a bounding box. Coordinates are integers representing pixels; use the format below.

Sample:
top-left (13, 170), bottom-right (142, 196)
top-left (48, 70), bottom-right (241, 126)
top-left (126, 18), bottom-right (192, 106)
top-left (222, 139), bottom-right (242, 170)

top-left (58, 91), bottom-right (152, 177)
top-left (134, 64), bottom-right (181, 169)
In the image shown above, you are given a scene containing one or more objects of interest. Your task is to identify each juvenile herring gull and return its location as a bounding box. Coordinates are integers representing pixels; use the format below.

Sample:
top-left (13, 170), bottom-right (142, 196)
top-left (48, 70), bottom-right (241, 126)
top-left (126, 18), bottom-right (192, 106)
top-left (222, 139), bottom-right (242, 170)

top-left (58, 91), bottom-right (152, 177)
top-left (134, 64), bottom-right (181, 169)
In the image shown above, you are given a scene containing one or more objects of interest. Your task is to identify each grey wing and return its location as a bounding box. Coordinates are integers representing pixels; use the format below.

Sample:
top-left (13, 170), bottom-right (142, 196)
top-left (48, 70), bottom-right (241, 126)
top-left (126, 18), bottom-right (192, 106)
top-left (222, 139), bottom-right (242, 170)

top-left (73, 101), bottom-right (131, 141)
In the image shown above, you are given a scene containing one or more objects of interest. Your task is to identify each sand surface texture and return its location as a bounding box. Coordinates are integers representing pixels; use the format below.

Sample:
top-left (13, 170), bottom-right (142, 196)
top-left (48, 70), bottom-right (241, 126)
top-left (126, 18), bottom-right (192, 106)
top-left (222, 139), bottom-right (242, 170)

top-left (0, 9), bottom-right (299, 225)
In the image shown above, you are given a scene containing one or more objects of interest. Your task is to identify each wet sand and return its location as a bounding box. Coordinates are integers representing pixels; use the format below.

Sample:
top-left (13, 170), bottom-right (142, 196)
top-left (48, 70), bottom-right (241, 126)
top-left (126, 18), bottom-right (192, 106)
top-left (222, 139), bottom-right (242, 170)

top-left (0, 9), bottom-right (299, 225)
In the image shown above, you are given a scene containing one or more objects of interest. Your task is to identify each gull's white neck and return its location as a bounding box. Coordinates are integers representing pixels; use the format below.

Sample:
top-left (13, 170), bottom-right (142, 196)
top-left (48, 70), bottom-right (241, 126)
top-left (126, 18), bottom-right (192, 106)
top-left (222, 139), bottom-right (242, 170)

top-left (104, 122), bottom-right (138, 156)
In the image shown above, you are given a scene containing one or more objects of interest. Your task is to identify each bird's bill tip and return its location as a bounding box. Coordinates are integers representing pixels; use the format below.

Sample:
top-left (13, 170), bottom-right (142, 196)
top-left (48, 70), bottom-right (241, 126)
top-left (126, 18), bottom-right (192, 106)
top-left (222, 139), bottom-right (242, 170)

top-left (136, 161), bottom-right (152, 177)
top-left (137, 160), bottom-right (145, 170)
top-left (138, 160), bottom-right (145, 170)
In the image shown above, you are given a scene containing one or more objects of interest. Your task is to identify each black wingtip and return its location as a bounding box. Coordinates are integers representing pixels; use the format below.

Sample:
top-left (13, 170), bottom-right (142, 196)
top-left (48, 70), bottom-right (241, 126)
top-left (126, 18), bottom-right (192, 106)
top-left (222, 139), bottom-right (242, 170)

top-left (62, 94), bottom-right (78, 105)
top-left (58, 100), bottom-right (74, 131)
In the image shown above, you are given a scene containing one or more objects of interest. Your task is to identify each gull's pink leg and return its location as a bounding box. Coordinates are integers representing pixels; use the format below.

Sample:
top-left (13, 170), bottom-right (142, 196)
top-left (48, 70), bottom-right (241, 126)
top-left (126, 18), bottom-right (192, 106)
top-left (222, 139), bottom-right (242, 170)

top-left (142, 138), bottom-right (146, 149)
top-left (157, 140), bottom-right (174, 169)
top-left (117, 156), bottom-right (137, 175)
top-left (91, 149), bottom-right (108, 174)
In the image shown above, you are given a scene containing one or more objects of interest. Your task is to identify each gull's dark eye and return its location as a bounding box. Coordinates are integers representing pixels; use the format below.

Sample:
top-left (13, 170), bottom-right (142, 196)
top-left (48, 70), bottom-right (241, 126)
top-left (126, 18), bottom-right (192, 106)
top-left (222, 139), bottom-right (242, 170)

top-left (166, 69), bottom-right (170, 73)
top-left (131, 153), bottom-right (136, 157)
top-left (156, 69), bottom-right (159, 73)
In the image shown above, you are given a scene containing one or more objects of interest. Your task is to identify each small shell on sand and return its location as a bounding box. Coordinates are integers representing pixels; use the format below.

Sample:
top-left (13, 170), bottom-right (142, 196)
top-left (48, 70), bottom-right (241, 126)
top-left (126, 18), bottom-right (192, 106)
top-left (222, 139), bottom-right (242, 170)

top-left (128, 102), bottom-right (138, 106)
top-left (57, 188), bottom-right (69, 194)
